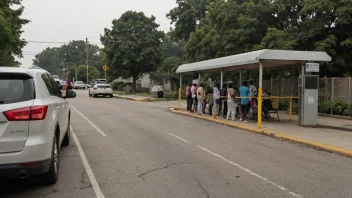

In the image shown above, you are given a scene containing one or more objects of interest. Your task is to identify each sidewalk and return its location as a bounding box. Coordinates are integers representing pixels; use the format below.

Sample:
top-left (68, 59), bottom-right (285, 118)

top-left (168, 104), bottom-right (352, 157)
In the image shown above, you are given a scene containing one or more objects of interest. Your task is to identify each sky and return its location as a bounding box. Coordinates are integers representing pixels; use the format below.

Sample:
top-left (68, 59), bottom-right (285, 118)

top-left (18, 0), bottom-right (177, 66)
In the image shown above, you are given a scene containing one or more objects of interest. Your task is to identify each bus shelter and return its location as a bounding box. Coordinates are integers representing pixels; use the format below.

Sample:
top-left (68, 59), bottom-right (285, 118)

top-left (176, 49), bottom-right (331, 129)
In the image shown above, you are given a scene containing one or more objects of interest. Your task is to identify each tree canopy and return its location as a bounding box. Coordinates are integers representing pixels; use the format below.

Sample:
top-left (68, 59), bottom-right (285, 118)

top-left (68, 64), bottom-right (100, 83)
top-left (166, 0), bottom-right (217, 41)
top-left (166, 0), bottom-right (352, 78)
top-left (0, 0), bottom-right (29, 66)
top-left (33, 40), bottom-right (105, 78)
top-left (101, 11), bottom-right (165, 92)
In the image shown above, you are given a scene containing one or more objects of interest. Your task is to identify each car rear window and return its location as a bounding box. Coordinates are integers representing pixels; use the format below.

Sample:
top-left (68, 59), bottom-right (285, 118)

top-left (0, 73), bottom-right (35, 104)
top-left (97, 85), bottom-right (111, 88)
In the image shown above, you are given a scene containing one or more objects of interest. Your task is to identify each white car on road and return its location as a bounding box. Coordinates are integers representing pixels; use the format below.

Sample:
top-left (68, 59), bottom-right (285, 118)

top-left (0, 66), bottom-right (76, 184)
top-left (89, 83), bottom-right (113, 98)
top-left (73, 81), bottom-right (85, 89)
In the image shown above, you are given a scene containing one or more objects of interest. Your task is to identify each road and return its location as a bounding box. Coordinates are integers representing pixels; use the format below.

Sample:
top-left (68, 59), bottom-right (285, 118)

top-left (1, 90), bottom-right (352, 198)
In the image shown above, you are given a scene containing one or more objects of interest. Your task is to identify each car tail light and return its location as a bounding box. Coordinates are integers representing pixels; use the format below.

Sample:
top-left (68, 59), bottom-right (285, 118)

top-left (4, 107), bottom-right (30, 121)
top-left (4, 105), bottom-right (48, 121)
top-left (93, 87), bottom-right (97, 90)
top-left (30, 106), bottom-right (48, 120)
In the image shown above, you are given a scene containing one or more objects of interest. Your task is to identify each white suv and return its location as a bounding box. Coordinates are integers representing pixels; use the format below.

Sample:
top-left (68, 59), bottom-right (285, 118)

top-left (0, 66), bottom-right (76, 184)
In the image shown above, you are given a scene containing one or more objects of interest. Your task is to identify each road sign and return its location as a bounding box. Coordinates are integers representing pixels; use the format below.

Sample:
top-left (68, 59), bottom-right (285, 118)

top-left (103, 65), bottom-right (109, 71)
top-left (305, 63), bottom-right (319, 72)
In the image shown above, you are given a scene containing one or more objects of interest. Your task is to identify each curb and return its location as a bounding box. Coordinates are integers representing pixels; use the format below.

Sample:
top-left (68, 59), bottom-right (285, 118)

top-left (167, 107), bottom-right (352, 158)
top-left (113, 95), bottom-right (149, 102)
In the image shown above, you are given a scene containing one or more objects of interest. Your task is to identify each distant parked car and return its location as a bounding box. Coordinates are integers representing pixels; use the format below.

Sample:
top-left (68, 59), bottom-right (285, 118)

top-left (73, 81), bottom-right (85, 89)
top-left (0, 66), bottom-right (76, 184)
top-left (89, 83), bottom-right (113, 98)
top-left (52, 75), bottom-right (60, 80)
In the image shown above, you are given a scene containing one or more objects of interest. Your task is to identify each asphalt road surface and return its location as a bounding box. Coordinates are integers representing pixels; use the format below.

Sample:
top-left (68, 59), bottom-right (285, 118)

top-left (1, 90), bottom-right (352, 198)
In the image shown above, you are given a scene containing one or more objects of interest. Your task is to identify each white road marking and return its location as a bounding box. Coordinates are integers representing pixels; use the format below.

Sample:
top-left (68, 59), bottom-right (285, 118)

top-left (169, 133), bottom-right (191, 143)
top-left (70, 105), bottom-right (107, 136)
top-left (71, 126), bottom-right (105, 198)
top-left (197, 145), bottom-right (304, 198)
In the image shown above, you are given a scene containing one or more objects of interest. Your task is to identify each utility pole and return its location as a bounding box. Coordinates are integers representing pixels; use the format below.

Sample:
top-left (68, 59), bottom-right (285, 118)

top-left (75, 63), bottom-right (77, 82)
top-left (65, 50), bottom-right (68, 81)
top-left (86, 37), bottom-right (89, 88)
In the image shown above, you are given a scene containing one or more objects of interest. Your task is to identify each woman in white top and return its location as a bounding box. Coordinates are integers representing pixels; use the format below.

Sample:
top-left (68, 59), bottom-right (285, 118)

top-left (226, 83), bottom-right (236, 120)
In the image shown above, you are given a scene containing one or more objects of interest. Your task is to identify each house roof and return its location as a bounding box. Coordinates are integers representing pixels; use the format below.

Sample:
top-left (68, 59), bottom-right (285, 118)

top-left (176, 49), bottom-right (331, 73)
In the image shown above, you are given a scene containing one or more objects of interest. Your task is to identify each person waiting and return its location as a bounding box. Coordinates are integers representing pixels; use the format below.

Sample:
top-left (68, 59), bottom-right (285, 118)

top-left (239, 81), bottom-right (250, 123)
top-left (226, 83), bottom-right (236, 121)
top-left (197, 83), bottom-right (205, 115)
top-left (186, 84), bottom-right (192, 112)
top-left (213, 84), bottom-right (221, 115)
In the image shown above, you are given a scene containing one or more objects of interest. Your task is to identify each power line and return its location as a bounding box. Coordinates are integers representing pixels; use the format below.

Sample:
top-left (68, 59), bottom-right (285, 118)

top-left (26, 41), bottom-right (69, 44)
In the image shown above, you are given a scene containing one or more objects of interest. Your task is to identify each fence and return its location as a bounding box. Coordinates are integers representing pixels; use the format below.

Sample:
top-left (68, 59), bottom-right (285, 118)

top-left (258, 77), bottom-right (352, 116)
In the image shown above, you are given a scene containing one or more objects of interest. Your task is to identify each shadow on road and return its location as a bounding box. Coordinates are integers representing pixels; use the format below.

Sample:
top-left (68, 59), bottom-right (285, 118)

top-left (0, 177), bottom-right (49, 194)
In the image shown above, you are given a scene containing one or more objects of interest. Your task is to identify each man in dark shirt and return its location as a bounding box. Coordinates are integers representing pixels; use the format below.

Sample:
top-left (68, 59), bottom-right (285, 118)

top-left (220, 83), bottom-right (228, 117)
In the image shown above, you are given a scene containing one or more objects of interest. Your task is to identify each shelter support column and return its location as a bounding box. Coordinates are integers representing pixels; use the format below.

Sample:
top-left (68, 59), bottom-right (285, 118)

top-left (179, 74), bottom-right (182, 110)
top-left (198, 73), bottom-right (201, 84)
top-left (240, 69), bottom-right (242, 84)
top-left (257, 62), bottom-right (263, 129)
top-left (221, 69), bottom-right (223, 88)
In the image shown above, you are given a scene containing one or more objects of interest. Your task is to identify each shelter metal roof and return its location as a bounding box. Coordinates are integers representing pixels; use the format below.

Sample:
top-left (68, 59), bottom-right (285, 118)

top-left (176, 49), bottom-right (332, 73)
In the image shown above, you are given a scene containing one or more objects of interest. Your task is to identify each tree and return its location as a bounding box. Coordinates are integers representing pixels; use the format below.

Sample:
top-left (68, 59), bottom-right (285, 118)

top-left (69, 65), bottom-right (100, 83)
top-left (101, 11), bottom-right (165, 92)
top-left (186, 0), bottom-right (278, 62)
top-left (33, 40), bottom-right (105, 78)
top-left (166, 0), bottom-right (217, 41)
top-left (183, 0), bottom-right (352, 78)
top-left (0, 0), bottom-right (29, 66)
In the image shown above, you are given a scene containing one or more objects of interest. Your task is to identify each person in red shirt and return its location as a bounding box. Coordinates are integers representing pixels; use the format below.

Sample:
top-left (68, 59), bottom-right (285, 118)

top-left (186, 84), bottom-right (192, 111)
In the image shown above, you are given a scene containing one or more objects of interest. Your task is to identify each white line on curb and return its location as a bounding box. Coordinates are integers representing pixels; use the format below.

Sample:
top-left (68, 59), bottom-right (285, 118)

top-left (70, 105), bottom-right (107, 136)
top-left (169, 133), bottom-right (191, 143)
top-left (71, 126), bottom-right (105, 198)
top-left (197, 145), bottom-right (303, 198)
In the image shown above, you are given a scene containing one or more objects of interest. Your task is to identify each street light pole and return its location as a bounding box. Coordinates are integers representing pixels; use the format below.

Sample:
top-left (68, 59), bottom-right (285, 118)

top-left (75, 63), bottom-right (77, 81)
top-left (86, 37), bottom-right (89, 88)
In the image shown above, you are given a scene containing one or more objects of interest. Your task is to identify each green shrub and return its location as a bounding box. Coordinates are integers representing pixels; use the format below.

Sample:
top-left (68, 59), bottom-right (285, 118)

top-left (292, 102), bottom-right (298, 114)
top-left (318, 101), bottom-right (331, 114)
top-left (332, 98), bottom-right (347, 115)
top-left (279, 99), bottom-right (289, 111)
top-left (117, 83), bottom-right (124, 91)
top-left (343, 105), bottom-right (352, 117)
top-left (111, 82), bottom-right (123, 90)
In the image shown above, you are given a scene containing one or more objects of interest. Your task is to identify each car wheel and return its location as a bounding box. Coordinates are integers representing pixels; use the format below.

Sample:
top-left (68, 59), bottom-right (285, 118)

top-left (93, 94), bottom-right (97, 98)
top-left (42, 134), bottom-right (59, 185)
top-left (62, 117), bottom-right (70, 147)
top-left (110, 94), bottom-right (113, 98)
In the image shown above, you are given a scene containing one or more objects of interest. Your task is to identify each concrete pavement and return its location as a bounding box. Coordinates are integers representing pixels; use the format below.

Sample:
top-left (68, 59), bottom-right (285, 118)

top-left (2, 90), bottom-right (352, 198)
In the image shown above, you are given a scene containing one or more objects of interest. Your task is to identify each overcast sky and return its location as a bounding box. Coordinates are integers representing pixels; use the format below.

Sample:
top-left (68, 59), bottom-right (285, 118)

top-left (18, 0), bottom-right (176, 66)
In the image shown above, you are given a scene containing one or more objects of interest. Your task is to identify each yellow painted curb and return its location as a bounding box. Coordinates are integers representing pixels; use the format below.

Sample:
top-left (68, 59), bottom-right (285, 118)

top-left (167, 107), bottom-right (352, 158)
top-left (113, 95), bottom-right (149, 102)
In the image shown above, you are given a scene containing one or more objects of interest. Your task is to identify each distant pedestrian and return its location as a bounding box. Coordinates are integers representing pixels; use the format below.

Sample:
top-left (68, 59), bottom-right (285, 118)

top-left (66, 81), bottom-right (73, 90)
top-left (221, 83), bottom-right (228, 117)
top-left (191, 84), bottom-right (197, 112)
top-left (206, 88), bottom-right (213, 115)
top-left (186, 84), bottom-right (192, 111)
top-left (226, 83), bottom-right (236, 120)
top-left (213, 84), bottom-right (221, 115)
top-left (197, 83), bottom-right (205, 115)
top-left (239, 81), bottom-right (250, 122)
top-left (248, 80), bottom-right (258, 114)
